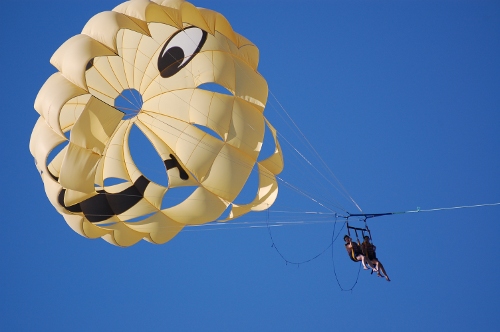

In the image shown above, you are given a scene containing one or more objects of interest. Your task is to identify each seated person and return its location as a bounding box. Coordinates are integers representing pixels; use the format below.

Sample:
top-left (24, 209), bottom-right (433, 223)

top-left (361, 235), bottom-right (390, 282)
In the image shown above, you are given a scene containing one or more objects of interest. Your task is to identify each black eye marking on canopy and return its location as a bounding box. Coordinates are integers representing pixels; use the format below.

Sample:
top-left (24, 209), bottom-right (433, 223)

top-left (58, 176), bottom-right (151, 223)
top-left (164, 154), bottom-right (189, 180)
top-left (158, 27), bottom-right (207, 78)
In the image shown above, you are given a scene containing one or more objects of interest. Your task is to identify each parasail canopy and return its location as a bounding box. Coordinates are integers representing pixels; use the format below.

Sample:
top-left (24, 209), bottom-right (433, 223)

top-left (30, 0), bottom-right (284, 247)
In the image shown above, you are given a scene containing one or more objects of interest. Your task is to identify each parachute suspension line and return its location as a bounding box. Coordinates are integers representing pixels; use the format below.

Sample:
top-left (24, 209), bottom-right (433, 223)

top-left (182, 212), bottom-right (338, 231)
top-left (82, 211), bottom-right (337, 231)
top-left (267, 90), bottom-right (363, 213)
top-left (331, 217), bottom-right (361, 292)
top-left (275, 175), bottom-right (344, 214)
top-left (263, 98), bottom-right (347, 209)
top-left (262, 100), bottom-right (340, 202)
top-left (273, 128), bottom-right (348, 212)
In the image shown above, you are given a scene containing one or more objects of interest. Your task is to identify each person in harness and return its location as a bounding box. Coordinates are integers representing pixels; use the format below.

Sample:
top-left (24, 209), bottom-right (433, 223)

top-left (361, 235), bottom-right (390, 282)
top-left (344, 235), bottom-right (375, 270)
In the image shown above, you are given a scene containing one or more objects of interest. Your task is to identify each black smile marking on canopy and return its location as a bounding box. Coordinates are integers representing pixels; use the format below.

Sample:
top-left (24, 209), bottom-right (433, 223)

top-left (58, 176), bottom-right (150, 223)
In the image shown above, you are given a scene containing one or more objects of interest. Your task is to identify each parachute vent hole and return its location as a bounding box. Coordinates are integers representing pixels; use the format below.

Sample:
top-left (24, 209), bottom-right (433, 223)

top-left (198, 82), bottom-right (233, 96)
top-left (125, 212), bottom-right (156, 223)
top-left (217, 204), bottom-right (233, 220)
top-left (93, 222), bottom-right (117, 227)
top-left (193, 124), bottom-right (224, 141)
top-left (114, 88), bottom-right (143, 119)
top-left (232, 163), bottom-right (259, 205)
top-left (257, 123), bottom-right (277, 161)
top-left (46, 140), bottom-right (69, 170)
top-left (103, 178), bottom-right (128, 187)
top-left (129, 125), bottom-right (169, 187)
top-left (161, 186), bottom-right (198, 210)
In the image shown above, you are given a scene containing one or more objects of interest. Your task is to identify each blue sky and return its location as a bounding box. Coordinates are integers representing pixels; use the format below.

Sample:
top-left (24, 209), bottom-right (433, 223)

top-left (1, 0), bottom-right (499, 331)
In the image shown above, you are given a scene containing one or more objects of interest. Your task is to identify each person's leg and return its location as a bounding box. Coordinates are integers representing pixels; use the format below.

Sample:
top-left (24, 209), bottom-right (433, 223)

top-left (363, 256), bottom-right (377, 271)
top-left (378, 261), bottom-right (390, 281)
top-left (356, 255), bottom-right (369, 270)
top-left (371, 258), bottom-right (380, 274)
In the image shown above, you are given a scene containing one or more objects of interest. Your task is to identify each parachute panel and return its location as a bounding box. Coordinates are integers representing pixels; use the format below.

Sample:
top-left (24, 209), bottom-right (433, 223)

top-left (128, 212), bottom-right (185, 244)
top-left (163, 187), bottom-right (228, 224)
top-left (227, 163), bottom-right (279, 220)
top-left (82, 11), bottom-right (150, 52)
top-left (50, 34), bottom-right (116, 90)
top-left (34, 73), bottom-right (88, 138)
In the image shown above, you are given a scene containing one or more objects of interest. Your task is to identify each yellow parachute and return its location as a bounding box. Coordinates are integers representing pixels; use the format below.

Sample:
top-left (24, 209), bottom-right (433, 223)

top-left (29, 0), bottom-right (283, 247)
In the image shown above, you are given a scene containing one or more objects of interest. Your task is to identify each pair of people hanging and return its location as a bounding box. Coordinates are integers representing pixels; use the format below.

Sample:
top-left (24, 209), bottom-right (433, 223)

top-left (344, 228), bottom-right (390, 282)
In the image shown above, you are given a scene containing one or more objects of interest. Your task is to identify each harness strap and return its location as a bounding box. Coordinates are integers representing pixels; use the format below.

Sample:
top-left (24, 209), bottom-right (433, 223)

top-left (349, 248), bottom-right (357, 262)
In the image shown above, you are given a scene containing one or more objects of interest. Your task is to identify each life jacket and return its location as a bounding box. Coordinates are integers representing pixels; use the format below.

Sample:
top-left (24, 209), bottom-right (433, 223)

top-left (347, 241), bottom-right (362, 262)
